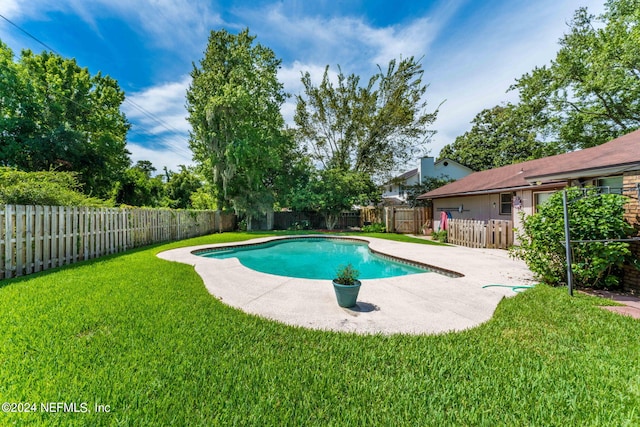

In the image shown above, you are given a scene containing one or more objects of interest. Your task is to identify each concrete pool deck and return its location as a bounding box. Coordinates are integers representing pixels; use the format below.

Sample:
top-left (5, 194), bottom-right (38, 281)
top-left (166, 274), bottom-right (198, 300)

top-left (157, 235), bottom-right (536, 335)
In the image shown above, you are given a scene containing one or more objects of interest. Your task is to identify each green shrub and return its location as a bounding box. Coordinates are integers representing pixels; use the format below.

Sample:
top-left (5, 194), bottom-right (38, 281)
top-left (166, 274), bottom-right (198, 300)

top-left (334, 263), bottom-right (360, 285)
top-left (362, 222), bottom-right (385, 232)
top-left (431, 229), bottom-right (448, 243)
top-left (510, 187), bottom-right (636, 289)
top-left (0, 167), bottom-right (111, 206)
top-left (288, 220), bottom-right (311, 230)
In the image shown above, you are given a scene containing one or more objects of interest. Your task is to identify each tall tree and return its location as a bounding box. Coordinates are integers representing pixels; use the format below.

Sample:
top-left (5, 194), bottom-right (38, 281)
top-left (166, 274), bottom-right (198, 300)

top-left (439, 104), bottom-right (551, 171)
top-left (112, 160), bottom-right (164, 207)
top-left (295, 57), bottom-right (439, 182)
top-left (292, 57), bottom-right (438, 224)
top-left (186, 29), bottom-right (290, 228)
top-left (164, 165), bottom-right (203, 209)
top-left (288, 167), bottom-right (377, 230)
top-left (512, 0), bottom-right (640, 151)
top-left (0, 42), bottom-right (131, 197)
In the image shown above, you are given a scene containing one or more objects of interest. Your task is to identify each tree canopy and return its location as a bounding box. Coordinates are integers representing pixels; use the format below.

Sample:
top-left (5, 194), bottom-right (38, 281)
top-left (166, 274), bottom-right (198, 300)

top-left (287, 168), bottom-right (377, 230)
top-left (441, 0), bottom-right (640, 170)
top-left (439, 104), bottom-right (551, 171)
top-left (0, 42), bottom-right (131, 197)
top-left (164, 166), bottom-right (204, 209)
top-left (511, 0), bottom-right (640, 151)
top-left (295, 57), bottom-right (439, 182)
top-left (186, 29), bottom-right (293, 227)
top-left (290, 57), bottom-right (438, 224)
top-left (111, 161), bottom-right (165, 207)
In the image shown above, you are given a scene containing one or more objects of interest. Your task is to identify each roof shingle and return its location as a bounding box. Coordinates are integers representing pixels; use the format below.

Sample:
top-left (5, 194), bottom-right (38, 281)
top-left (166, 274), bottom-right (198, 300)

top-left (420, 129), bottom-right (640, 199)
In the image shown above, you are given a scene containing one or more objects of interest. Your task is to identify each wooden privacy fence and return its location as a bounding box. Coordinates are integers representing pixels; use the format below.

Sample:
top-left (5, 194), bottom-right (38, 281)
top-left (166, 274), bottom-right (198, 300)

top-left (385, 207), bottom-right (432, 234)
top-left (272, 209), bottom-right (381, 230)
top-left (447, 219), bottom-right (513, 249)
top-left (0, 205), bottom-right (236, 279)
top-left (360, 207), bottom-right (383, 226)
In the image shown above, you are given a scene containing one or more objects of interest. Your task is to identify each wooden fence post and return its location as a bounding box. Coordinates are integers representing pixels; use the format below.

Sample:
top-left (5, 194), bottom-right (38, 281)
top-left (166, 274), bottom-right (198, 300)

top-left (0, 205), bottom-right (234, 279)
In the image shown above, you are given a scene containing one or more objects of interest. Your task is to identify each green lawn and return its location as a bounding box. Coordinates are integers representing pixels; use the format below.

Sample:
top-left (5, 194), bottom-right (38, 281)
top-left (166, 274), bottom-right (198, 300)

top-left (0, 232), bottom-right (638, 426)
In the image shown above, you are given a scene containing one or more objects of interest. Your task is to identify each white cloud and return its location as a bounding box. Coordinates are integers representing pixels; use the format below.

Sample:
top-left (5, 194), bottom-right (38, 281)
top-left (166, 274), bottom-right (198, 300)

top-left (97, 0), bottom-right (221, 52)
top-left (241, 3), bottom-right (452, 75)
top-left (423, 0), bottom-right (606, 156)
top-left (0, 0), bottom-right (22, 19)
top-left (2, 0), bottom-right (221, 54)
top-left (3, 0), bottom-right (610, 172)
top-left (122, 75), bottom-right (193, 171)
top-left (123, 75), bottom-right (192, 135)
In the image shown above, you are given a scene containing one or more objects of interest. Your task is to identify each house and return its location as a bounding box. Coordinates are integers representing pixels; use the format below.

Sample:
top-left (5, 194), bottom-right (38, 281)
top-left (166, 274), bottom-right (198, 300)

top-left (418, 129), bottom-right (640, 292)
top-left (382, 156), bottom-right (473, 204)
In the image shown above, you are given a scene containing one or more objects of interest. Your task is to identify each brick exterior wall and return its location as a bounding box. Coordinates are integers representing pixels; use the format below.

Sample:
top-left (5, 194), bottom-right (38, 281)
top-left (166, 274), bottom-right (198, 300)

top-left (623, 171), bottom-right (640, 293)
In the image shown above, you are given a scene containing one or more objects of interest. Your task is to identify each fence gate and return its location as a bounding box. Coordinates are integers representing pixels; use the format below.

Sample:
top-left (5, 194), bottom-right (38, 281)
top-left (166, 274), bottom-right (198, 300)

top-left (486, 219), bottom-right (513, 249)
top-left (447, 219), bottom-right (513, 249)
top-left (384, 207), bottom-right (431, 234)
top-left (448, 219), bottom-right (486, 248)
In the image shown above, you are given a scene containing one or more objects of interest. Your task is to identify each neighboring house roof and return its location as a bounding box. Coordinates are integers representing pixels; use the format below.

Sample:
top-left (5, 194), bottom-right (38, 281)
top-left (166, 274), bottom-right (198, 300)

top-left (419, 129), bottom-right (640, 199)
top-left (434, 158), bottom-right (475, 173)
top-left (387, 158), bottom-right (474, 185)
top-left (395, 168), bottom-right (418, 182)
top-left (384, 168), bottom-right (417, 185)
top-left (381, 197), bottom-right (406, 206)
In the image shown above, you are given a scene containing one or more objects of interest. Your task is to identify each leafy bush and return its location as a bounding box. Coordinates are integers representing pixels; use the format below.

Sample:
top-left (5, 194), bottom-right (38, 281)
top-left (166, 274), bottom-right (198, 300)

top-left (431, 230), bottom-right (448, 243)
top-left (0, 167), bottom-right (111, 206)
top-left (510, 187), bottom-right (636, 289)
top-left (189, 187), bottom-right (217, 210)
top-left (362, 222), bottom-right (385, 232)
top-left (334, 263), bottom-right (360, 285)
top-left (288, 220), bottom-right (311, 231)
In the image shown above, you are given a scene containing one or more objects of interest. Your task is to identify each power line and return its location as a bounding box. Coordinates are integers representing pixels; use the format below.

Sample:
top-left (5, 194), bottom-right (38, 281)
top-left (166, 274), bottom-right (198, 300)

top-left (125, 98), bottom-right (186, 135)
top-left (0, 12), bottom-right (193, 160)
top-left (0, 13), bottom-right (56, 52)
top-left (0, 60), bottom-right (192, 160)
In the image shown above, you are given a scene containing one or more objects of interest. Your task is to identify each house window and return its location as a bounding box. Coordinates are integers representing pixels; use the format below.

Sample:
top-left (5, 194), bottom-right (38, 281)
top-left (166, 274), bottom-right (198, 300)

top-left (596, 176), bottom-right (623, 194)
top-left (534, 191), bottom-right (554, 213)
top-left (500, 193), bottom-right (512, 215)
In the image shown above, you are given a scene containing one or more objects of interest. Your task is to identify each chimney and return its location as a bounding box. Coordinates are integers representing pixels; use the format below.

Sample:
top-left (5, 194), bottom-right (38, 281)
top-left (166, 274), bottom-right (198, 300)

top-left (418, 156), bottom-right (435, 184)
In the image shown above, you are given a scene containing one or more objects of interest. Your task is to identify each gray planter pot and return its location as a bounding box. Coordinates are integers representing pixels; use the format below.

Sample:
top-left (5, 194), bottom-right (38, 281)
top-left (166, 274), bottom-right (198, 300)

top-left (332, 279), bottom-right (361, 308)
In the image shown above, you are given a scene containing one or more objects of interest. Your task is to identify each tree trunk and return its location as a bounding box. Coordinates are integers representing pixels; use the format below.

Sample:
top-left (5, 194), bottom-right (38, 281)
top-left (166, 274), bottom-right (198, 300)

top-left (325, 213), bottom-right (338, 230)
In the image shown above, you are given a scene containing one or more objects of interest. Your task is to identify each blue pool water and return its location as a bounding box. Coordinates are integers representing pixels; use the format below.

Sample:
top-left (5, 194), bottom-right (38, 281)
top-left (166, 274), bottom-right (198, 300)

top-left (198, 238), bottom-right (429, 280)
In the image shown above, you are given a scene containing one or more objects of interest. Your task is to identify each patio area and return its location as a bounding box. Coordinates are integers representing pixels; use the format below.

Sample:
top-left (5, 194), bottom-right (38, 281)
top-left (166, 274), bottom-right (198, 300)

top-left (158, 236), bottom-right (536, 334)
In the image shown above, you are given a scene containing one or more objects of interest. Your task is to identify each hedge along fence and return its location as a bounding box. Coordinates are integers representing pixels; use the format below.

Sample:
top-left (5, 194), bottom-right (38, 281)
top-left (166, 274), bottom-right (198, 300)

top-left (0, 205), bottom-right (236, 279)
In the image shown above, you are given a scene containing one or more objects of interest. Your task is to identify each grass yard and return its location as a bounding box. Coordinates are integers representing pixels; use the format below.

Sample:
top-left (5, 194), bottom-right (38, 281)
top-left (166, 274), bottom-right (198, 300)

top-left (0, 232), bottom-right (638, 426)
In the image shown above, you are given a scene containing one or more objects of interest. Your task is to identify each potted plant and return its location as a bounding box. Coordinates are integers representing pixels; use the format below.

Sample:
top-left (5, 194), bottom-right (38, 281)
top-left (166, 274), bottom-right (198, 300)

top-left (332, 263), bottom-right (361, 308)
top-left (421, 221), bottom-right (433, 236)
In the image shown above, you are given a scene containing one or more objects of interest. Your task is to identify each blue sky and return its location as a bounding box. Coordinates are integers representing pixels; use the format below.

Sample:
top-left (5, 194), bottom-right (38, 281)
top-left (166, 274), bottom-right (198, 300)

top-left (1, 0), bottom-right (604, 174)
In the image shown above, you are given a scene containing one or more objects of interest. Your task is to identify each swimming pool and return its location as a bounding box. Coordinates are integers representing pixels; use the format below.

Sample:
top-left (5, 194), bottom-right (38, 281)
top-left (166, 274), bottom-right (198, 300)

top-left (196, 237), bottom-right (430, 280)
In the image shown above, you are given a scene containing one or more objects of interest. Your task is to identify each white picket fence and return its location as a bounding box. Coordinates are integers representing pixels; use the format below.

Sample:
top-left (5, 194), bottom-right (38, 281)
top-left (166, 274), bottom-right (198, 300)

top-left (447, 219), bottom-right (513, 249)
top-left (0, 205), bottom-right (235, 279)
